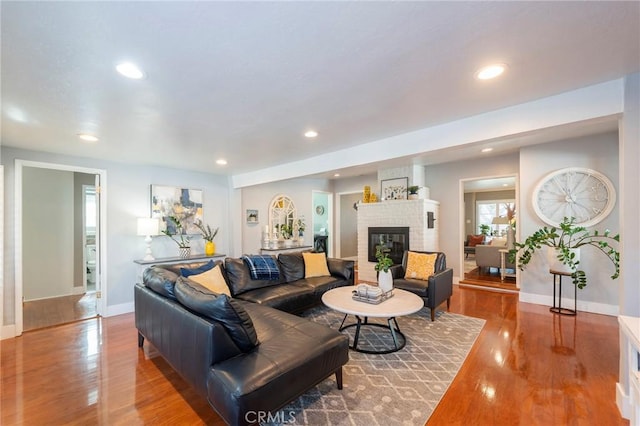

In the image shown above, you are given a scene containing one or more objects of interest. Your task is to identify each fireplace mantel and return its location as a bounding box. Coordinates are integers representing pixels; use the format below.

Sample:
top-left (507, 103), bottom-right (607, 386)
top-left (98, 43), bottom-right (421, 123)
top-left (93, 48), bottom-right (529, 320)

top-left (356, 199), bottom-right (440, 283)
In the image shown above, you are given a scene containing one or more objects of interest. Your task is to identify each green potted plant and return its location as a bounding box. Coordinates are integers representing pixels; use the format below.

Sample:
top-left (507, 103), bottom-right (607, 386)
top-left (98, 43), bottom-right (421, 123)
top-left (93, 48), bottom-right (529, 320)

top-left (375, 244), bottom-right (394, 292)
top-left (510, 216), bottom-right (620, 288)
top-left (296, 217), bottom-right (306, 244)
top-left (162, 215), bottom-right (191, 258)
top-left (195, 221), bottom-right (219, 256)
top-left (479, 224), bottom-right (491, 236)
top-left (407, 185), bottom-right (420, 200)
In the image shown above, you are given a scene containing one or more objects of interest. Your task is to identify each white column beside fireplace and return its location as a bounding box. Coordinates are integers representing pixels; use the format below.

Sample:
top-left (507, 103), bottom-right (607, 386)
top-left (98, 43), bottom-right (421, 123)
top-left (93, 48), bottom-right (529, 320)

top-left (357, 199), bottom-right (440, 283)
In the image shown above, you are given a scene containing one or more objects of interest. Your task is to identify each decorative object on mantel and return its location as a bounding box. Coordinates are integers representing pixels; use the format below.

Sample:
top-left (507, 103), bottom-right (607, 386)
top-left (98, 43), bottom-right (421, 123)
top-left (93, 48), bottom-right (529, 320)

top-left (136, 217), bottom-right (160, 261)
top-left (246, 209), bottom-right (258, 224)
top-left (195, 220), bottom-right (219, 256)
top-left (374, 244), bottom-right (394, 293)
top-left (369, 192), bottom-right (378, 202)
top-left (407, 185), bottom-right (420, 200)
top-left (151, 185), bottom-right (202, 234)
top-left (162, 215), bottom-right (191, 258)
top-left (381, 177), bottom-right (408, 200)
top-left (363, 185), bottom-right (371, 203)
top-left (510, 216), bottom-right (620, 289)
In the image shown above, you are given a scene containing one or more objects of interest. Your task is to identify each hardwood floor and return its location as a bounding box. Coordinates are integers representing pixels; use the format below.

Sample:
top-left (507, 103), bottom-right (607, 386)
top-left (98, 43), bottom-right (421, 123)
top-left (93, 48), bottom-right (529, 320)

top-left (1, 285), bottom-right (628, 425)
top-left (23, 293), bottom-right (97, 331)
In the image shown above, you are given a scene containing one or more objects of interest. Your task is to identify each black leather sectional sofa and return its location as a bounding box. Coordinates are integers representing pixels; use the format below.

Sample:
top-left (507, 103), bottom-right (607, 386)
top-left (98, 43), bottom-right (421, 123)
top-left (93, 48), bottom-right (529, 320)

top-left (134, 252), bottom-right (354, 425)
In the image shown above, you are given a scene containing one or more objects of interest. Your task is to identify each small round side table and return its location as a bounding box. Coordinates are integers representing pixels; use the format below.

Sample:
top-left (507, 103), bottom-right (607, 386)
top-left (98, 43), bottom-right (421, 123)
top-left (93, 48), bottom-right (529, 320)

top-left (549, 269), bottom-right (577, 316)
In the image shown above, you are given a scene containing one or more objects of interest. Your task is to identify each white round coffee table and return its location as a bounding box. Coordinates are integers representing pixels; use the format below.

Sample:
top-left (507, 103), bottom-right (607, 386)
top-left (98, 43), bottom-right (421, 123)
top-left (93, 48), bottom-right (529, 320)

top-left (322, 286), bottom-right (423, 354)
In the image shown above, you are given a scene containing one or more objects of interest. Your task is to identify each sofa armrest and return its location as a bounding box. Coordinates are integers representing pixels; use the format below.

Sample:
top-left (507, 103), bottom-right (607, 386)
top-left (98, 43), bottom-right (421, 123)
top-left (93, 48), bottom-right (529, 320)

top-left (427, 268), bottom-right (453, 307)
top-left (327, 258), bottom-right (354, 284)
top-left (389, 264), bottom-right (405, 280)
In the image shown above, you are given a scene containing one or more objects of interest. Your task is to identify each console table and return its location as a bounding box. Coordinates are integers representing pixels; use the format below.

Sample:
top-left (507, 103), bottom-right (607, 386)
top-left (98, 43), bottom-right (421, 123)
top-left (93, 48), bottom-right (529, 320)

top-left (260, 245), bottom-right (313, 256)
top-left (134, 253), bottom-right (226, 282)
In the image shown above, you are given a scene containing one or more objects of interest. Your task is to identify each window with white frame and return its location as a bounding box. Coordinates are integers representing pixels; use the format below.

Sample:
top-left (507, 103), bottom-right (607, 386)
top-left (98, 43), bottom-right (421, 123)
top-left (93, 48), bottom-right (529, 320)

top-left (477, 199), bottom-right (515, 236)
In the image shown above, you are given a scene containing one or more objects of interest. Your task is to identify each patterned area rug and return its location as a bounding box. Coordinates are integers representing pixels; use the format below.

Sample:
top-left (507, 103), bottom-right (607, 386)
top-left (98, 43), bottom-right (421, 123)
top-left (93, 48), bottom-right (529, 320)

top-left (271, 305), bottom-right (486, 425)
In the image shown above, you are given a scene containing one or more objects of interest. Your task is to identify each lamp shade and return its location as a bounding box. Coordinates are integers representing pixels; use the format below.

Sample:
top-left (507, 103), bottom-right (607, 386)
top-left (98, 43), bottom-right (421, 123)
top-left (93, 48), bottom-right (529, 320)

top-left (137, 217), bottom-right (160, 236)
top-left (491, 216), bottom-right (510, 225)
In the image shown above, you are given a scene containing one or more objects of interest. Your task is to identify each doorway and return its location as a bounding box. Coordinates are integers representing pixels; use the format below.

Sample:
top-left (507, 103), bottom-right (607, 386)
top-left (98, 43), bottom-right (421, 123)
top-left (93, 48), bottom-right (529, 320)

top-left (459, 175), bottom-right (518, 291)
top-left (15, 160), bottom-right (106, 334)
top-left (312, 191), bottom-right (331, 256)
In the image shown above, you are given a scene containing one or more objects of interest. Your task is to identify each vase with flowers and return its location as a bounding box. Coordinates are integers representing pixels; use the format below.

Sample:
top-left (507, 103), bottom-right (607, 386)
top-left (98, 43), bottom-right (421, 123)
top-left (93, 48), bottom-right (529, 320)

top-left (195, 220), bottom-right (219, 256)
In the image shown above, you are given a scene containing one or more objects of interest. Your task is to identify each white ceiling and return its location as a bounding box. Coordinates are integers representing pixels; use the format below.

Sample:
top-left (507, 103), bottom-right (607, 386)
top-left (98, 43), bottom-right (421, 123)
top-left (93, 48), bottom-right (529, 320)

top-left (1, 2), bottom-right (639, 180)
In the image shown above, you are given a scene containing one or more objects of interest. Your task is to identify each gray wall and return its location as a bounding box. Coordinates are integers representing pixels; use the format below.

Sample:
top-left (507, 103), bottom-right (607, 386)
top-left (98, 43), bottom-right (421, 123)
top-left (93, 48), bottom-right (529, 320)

top-left (519, 132), bottom-right (619, 310)
top-left (23, 167), bottom-right (74, 300)
top-left (240, 177), bottom-right (332, 255)
top-left (2, 147), bottom-right (230, 326)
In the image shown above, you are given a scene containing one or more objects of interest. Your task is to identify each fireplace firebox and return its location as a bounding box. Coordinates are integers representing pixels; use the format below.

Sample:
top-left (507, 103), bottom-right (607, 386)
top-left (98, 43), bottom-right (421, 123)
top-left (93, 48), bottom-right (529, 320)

top-left (368, 227), bottom-right (410, 265)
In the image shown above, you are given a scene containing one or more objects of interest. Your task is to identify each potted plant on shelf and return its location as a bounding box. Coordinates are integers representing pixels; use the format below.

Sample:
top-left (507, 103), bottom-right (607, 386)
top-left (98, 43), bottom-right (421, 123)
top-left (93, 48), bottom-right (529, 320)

top-left (296, 217), bottom-right (306, 245)
top-left (162, 215), bottom-right (191, 258)
top-left (374, 244), bottom-right (394, 293)
top-left (407, 185), bottom-right (420, 200)
top-left (195, 220), bottom-right (219, 256)
top-left (510, 216), bottom-right (620, 289)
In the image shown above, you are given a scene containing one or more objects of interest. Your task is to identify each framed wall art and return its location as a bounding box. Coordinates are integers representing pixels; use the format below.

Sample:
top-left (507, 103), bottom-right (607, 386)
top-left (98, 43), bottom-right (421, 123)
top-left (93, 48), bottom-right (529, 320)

top-left (246, 209), bottom-right (259, 223)
top-left (381, 177), bottom-right (408, 200)
top-left (151, 185), bottom-right (203, 234)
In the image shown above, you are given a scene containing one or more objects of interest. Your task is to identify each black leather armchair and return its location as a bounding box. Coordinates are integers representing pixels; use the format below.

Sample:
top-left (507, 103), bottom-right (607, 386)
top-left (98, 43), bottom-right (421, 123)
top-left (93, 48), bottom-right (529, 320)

top-left (389, 250), bottom-right (454, 321)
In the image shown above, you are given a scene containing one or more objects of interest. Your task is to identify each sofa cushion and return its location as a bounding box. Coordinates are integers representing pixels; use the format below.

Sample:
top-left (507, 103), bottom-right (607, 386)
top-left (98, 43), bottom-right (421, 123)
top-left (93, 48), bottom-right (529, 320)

top-left (278, 252), bottom-right (306, 282)
top-left (467, 234), bottom-right (485, 247)
top-left (303, 252), bottom-right (331, 278)
top-left (180, 260), bottom-right (216, 277)
top-left (234, 283), bottom-right (317, 313)
top-left (404, 251), bottom-right (437, 280)
top-left (143, 266), bottom-right (179, 300)
top-left (188, 264), bottom-right (231, 296)
top-left (174, 277), bottom-right (259, 352)
top-left (225, 257), bottom-right (284, 296)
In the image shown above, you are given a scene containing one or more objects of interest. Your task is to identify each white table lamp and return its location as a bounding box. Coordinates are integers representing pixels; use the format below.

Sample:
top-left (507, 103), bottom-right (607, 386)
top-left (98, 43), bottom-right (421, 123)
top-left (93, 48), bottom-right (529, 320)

top-left (137, 217), bottom-right (160, 261)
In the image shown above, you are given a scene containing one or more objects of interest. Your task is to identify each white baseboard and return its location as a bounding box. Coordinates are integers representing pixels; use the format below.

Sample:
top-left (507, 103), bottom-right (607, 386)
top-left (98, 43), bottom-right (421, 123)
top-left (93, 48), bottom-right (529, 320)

top-left (617, 382), bottom-right (631, 420)
top-left (1, 324), bottom-right (16, 340)
top-left (106, 302), bottom-right (134, 317)
top-left (518, 291), bottom-right (619, 316)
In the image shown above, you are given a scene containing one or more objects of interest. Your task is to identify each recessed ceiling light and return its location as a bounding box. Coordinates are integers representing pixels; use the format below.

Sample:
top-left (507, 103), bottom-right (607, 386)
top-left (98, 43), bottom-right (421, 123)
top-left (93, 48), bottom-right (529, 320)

top-left (503, 183), bottom-right (509, 187)
top-left (216, 159), bottom-right (227, 165)
top-left (334, 173), bottom-right (340, 177)
top-left (304, 130), bottom-right (318, 138)
top-left (78, 133), bottom-right (99, 142)
top-left (475, 63), bottom-right (507, 80)
top-left (116, 62), bottom-right (145, 79)
top-left (481, 147), bottom-right (493, 153)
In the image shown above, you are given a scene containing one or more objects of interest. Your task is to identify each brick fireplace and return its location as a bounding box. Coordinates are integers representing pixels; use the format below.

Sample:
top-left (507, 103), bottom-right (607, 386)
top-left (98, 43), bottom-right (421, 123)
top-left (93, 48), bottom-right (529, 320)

top-left (357, 199), bottom-right (440, 283)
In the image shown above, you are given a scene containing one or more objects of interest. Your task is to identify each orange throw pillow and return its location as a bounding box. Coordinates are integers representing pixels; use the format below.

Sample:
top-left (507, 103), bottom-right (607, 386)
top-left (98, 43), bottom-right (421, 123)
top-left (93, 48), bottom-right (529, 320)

top-left (468, 235), bottom-right (484, 247)
top-left (404, 251), bottom-right (437, 281)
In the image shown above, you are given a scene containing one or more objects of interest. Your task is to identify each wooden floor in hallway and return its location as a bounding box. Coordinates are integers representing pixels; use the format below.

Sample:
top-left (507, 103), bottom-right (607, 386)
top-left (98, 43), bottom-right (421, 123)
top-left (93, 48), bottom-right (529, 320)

top-left (1, 285), bottom-right (627, 425)
top-left (22, 293), bottom-right (97, 331)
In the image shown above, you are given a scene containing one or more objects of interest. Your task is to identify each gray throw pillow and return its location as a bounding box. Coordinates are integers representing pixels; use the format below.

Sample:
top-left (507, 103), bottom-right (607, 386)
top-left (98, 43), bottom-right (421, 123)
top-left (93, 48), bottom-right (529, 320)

top-left (174, 277), bottom-right (259, 352)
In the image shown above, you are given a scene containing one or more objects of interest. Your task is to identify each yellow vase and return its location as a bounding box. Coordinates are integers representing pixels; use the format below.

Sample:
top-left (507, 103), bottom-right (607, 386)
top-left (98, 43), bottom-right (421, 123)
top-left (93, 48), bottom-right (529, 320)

top-left (205, 241), bottom-right (216, 256)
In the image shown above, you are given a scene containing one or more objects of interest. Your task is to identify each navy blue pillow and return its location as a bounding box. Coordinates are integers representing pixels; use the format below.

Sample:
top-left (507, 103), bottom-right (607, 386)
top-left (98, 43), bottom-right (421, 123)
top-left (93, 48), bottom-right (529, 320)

top-left (180, 260), bottom-right (215, 277)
